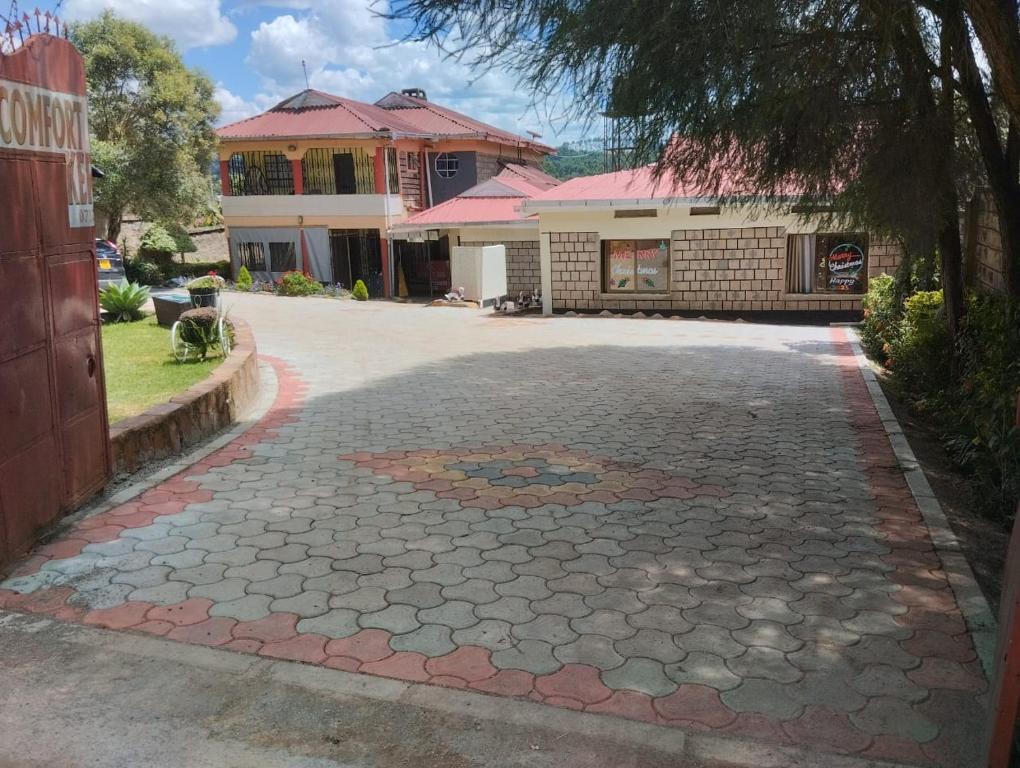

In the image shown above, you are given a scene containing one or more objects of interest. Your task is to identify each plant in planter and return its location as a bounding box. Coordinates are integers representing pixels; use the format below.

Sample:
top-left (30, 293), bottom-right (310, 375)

top-left (352, 279), bottom-right (369, 301)
top-left (176, 307), bottom-right (232, 360)
top-left (186, 274), bottom-right (224, 308)
top-left (100, 280), bottom-right (150, 322)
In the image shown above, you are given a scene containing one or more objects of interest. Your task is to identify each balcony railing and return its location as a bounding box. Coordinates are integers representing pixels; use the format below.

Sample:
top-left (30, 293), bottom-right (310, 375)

top-left (221, 194), bottom-right (406, 219)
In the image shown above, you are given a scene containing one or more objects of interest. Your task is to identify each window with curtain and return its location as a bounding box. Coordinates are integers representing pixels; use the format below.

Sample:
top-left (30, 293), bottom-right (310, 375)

top-left (602, 239), bottom-right (670, 292)
top-left (786, 233), bottom-right (868, 294)
top-left (269, 242), bottom-right (297, 272)
top-left (237, 241), bottom-right (266, 271)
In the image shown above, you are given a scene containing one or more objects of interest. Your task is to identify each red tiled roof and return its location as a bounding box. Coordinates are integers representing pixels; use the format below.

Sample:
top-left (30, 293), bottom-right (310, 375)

top-left (217, 89), bottom-right (552, 154)
top-left (525, 162), bottom-right (803, 205)
top-left (495, 163), bottom-right (560, 191)
top-left (394, 166), bottom-right (557, 230)
top-left (393, 196), bottom-right (530, 227)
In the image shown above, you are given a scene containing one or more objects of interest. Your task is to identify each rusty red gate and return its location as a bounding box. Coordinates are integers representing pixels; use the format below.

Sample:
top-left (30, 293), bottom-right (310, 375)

top-left (0, 28), bottom-right (111, 569)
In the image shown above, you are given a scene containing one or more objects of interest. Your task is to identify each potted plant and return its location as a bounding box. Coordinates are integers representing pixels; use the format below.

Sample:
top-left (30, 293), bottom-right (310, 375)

top-left (187, 272), bottom-right (224, 308)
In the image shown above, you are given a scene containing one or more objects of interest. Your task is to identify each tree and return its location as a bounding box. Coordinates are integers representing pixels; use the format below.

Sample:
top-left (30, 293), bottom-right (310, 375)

top-left (393, 0), bottom-right (1019, 334)
top-left (70, 12), bottom-right (219, 242)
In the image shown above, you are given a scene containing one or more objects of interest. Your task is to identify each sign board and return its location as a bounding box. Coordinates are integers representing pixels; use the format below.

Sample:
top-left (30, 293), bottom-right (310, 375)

top-left (815, 233), bottom-right (868, 293)
top-left (0, 77), bottom-right (92, 227)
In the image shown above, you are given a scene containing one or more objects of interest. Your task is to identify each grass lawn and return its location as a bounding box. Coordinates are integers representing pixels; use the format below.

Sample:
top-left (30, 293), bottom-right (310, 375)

top-left (102, 316), bottom-right (220, 424)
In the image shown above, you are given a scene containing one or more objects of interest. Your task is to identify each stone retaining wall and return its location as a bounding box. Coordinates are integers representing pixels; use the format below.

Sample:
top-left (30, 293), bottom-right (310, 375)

top-left (109, 318), bottom-right (259, 476)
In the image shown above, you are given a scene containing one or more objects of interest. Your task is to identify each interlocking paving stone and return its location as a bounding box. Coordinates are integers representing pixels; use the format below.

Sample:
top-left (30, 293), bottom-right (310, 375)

top-left (0, 317), bottom-right (986, 764)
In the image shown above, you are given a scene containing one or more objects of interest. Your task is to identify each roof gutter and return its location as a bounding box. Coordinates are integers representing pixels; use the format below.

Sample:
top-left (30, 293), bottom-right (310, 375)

top-left (389, 219), bottom-right (538, 234)
top-left (520, 195), bottom-right (801, 214)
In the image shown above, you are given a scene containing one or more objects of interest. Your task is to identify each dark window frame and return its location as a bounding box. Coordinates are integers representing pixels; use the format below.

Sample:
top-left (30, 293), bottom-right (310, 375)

top-left (268, 241), bottom-right (297, 273)
top-left (237, 241), bottom-right (267, 271)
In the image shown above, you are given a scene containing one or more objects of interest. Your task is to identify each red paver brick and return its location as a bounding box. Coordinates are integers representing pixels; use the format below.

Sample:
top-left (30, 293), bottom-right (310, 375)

top-left (863, 735), bottom-right (930, 764)
top-left (544, 695), bottom-right (585, 710)
top-left (77, 525), bottom-right (125, 544)
top-left (895, 608), bottom-right (967, 635)
top-left (147, 599), bottom-right (213, 627)
top-left (222, 638), bottom-right (263, 654)
top-left (233, 612), bottom-right (299, 643)
top-left (361, 651), bottom-right (430, 682)
top-left (323, 629), bottom-right (393, 663)
top-left (901, 628), bottom-right (979, 664)
top-left (781, 706), bottom-right (872, 754)
top-left (323, 656), bottom-right (361, 672)
top-left (587, 690), bottom-right (659, 723)
top-left (260, 633), bottom-right (328, 664)
top-left (653, 685), bottom-right (737, 728)
top-left (84, 601), bottom-right (152, 629)
top-left (533, 664), bottom-right (612, 705)
top-left (105, 502), bottom-right (143, 517)
top-left (167, 617), bottom-right (236, 646)
top-left (8, 554), bottom-right (49, 577)
top-left (425, 646), bottom-right (497, 682)
top-left (133, 620), bottom-right (175, 636)
top-left (907, 657), bottom-right (987, 693)
top-left (469, 669), bottom-right (535, 697)
top-left (137, 501), bottom-right (187, 517)
top-left (34, 534), bottom-right (89, 558)
top-left (721, 713), bottom-right (793, 747)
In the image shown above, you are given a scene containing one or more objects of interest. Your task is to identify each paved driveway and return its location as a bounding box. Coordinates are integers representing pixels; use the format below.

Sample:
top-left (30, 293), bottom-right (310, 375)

top-left (1, 297), bottom-right (987, 766)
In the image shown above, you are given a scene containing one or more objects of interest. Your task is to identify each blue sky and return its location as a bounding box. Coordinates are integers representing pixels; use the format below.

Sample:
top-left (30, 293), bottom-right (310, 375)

top-left (61, 0), bottom-right (591, 144)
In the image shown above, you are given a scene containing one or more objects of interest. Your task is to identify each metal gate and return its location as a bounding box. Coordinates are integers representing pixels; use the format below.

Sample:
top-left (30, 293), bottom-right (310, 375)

top-left (329, 229), bottom-right (383, 296)
top-left (0, 29), bottom-right (111, 568)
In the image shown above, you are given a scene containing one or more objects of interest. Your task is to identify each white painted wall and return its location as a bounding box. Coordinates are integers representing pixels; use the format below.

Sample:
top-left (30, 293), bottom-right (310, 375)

top-left (223, 194), bottom-right (406, 219)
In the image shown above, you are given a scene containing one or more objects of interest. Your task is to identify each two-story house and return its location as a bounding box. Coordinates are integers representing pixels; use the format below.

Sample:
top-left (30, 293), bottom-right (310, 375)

top-left (216, 88), bottom-right (553, 297)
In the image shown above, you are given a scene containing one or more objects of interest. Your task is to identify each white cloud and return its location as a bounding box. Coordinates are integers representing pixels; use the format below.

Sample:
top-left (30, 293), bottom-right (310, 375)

top-left (62, 0), bottom-right (237, 49)
top-left (214, 85), bottom-right (264, 126)
top-left (238, 0), bottom-right (582, 142)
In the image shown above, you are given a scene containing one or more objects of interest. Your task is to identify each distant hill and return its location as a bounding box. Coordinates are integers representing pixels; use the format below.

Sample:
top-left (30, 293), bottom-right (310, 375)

top-left (542, 143), bottom-right (606, 181)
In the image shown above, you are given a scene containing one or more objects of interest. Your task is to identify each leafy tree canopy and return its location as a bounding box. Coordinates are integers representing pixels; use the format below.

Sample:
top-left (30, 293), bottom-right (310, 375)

top-left (71, 12), bottom-right (220, 242)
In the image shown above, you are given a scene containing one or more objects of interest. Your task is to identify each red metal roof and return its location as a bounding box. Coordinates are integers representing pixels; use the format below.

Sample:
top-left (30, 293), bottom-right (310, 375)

top-left (375, 92), bottom-right (552, 153)
top-left (217, 90), bottom-right (423, 140)
top-left (217, 88), bottom-right (553, 154)
top-left (394, 166), bottom-right (557, 229)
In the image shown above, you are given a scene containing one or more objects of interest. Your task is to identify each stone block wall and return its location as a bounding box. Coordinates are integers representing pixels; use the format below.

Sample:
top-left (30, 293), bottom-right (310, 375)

top-left (462, 240), bottom-right (541, 297)
top-left (968, 192), bottom-right (1007, 295)
top-left (549, 228), bottom-right (903, 312)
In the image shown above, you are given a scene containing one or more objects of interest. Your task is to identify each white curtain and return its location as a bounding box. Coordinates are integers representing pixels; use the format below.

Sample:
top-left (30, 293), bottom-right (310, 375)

top-left (787, 234), bottom-right (815, 293)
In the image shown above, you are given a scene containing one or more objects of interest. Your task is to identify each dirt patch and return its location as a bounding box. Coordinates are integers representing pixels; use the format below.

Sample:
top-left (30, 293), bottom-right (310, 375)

top-left (877, 374), bottom-right (1008, 613)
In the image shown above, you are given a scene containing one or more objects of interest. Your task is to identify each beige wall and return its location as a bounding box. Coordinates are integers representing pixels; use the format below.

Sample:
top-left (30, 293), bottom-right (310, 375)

top-left (541, 206), bottom-right (902, 313)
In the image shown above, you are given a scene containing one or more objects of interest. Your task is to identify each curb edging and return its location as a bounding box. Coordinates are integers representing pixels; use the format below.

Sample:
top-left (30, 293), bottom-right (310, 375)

top-left (846, 331), bottom-right (997, 677)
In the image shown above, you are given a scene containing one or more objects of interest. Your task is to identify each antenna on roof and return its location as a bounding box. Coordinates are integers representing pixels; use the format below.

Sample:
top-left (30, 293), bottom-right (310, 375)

top-left (526, 130), bottom-right (542, 139)
top-left (301, 60), bottom-right (310, 90)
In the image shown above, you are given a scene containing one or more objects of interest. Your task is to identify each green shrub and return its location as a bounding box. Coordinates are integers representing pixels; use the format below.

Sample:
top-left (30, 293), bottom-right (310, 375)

top-left (277, 271), bottom-right (323, 297)
top-left (236, 265), bottom-right (253, 291)
top-left (165, 223), bottom-right (197, 256)
top-left (949, 294), bottom-right (1020, 517)
top-left (860, 273), bottom-right (900, 364)
top-left (138, 224), bottom-right (178, 262)
top-left (351, 279), bottom-right (369, 301)
top-left (100, 280), bottom-right (150, 323)
top-left (125, 259), bottom-right (164, 286)
top-left (164, 261), bottom-right (232, 280)
top-left (886, 290), bottom-right (952, 399)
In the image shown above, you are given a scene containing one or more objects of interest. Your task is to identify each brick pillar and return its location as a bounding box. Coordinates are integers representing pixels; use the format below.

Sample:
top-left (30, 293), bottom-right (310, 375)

top-left (373, 147), bottom-right (386, 194)
top-left (291, 158), bottom-right (303, 195)
top-left (380, 236), bottom-right (391, 297)
top-left (219, 159), bottom-right (231, 196)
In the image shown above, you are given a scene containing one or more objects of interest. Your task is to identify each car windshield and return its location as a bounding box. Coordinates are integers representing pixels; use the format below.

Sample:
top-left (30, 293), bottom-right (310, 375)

top-left (96, 242), bottom-right (119, 258)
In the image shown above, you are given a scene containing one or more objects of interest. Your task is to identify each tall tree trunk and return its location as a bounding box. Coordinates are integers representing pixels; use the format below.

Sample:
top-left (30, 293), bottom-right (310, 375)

top-left (948, 3), bottom-right (1020, 298)
top-left (964, 0), bottom-right (1020, 128)
top-left (105, 211), bottom-right (123, 245)
top-left (938, 13), bottom-right (966, 347)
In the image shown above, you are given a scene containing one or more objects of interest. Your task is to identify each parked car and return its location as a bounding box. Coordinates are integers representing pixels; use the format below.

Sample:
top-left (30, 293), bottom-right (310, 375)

top-left (96, 239), bottom-right (126, 288)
